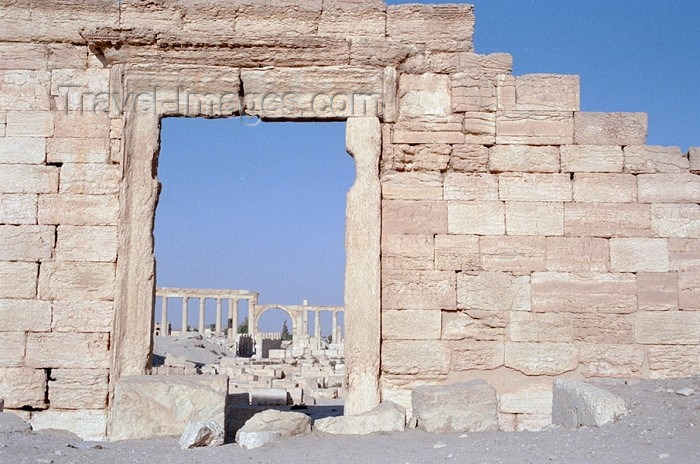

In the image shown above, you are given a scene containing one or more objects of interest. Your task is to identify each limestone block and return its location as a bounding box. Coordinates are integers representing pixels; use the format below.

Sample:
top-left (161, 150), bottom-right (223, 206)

top-left (0, 262), bottom-right (38, 298)
top-left (382, 200), bottom-right (447, 235)
top-left (383, 144), bottom-right (451, 173)
top-left (381, 234), bottom-right (434, 270)
top-left (552, 380), bottom-right (627, 427)
top-left (387, 4), bottom-right (475, 52)
top-left (0, 225), bottom-right (54, 261)
top-left (639, 173), bottom-right (700, 203)
top-left (499, 173), bottom-right (572, 201)
top-left (0, 44), bottom-right (47, 70)
top-left (647, 345), bottom-right (700, 378)
top-left (623, 146), bottom-right (688, 173)
top-left (381, 340), bottom-right (450, 377)
top-left (444, 173), bottom-right (498, 201)
top-left (234, 0), bottom-right (322, 36)
top-left (669, 238), bottom-right (700, 271)
top-left (505, 342), bottom-right (578, 375)
top-left (0, 412), bottom-right (31, 433)
top-left (564, 203), bottom-right (651, 237)
top-left (462, 112), bottom-right (496, 144)
top-left (560, 145), bottom-right (624, 173)
top-left (515, 74), bottom-right (580, 111)
top-left (442, 310), bottom-right (507, 342)
top-left (679, 271), bottom-right (700, 310)
top-left (546, 237), bottom-right (609, 272)
top-left (236, 431), bottom-right (281, 450)
top-left (450, 144), bottom-right (489, 172)
top-left (459, 53), bottom-right (513, 79)
top-left (382, 310), bottom-right (441, 340)
top-left (315, 401), bottom-right (406, 435)
top-left (574, 112), bottom-right (647, 145)
top-left (448, 201), bottom-right (505, 235)
top-left (0, 71), bottom-right (50, 111)
top-left (6, 112), bottom-right (54, 137)
top-left (609, 238), bottom-right (669, 272)
top-left (579, 344), bottom-right (645, 378)
top-left (0, 368), bottom-right (46, 409)
top-left (49, 369), bottom-right (109, 409)
top-left (54, 112), bottom-right (109, 139)
top-left (236, 409), bottom-right (310, 444)
top-left (52, 300), bottom-right (113, 332)
top-left (451, 75), bottom-right (498, 112)
top-left (0, 137), bottom-right (46, 164)
top-left (393, 115), bottom-right (463, 133)
top-left (0, 194), bottom-right (37, 225)
top-left (0, 299), bottom-right (51, 333)
top-left (499, 383), bottom-right (553, 416)
top-left (179, 421), bottom-right (224, 449)
top-left (38, 194), bottom-right (119, 226)
top-left (0, 332), bottom-right (26, 368)
top-left (0, 112), bottom-right (4, 136)
top-left (635, 312), bottom-right (700, 344)
top-left (56, 226), bottom-right (118, 263)
top-left (505, 201), bottom-right (564, 236)
top-left (111, 375), bottom-right (229, 441)
top-left (398, 73), bottom-right (451, 118)
top-left (30, 410), bottom-right (107, 442)
top-left (381, 172), bottom-right (443, 200)
top-left (412, 381), bottom-right (498, 433)
top-left (392, 129), bottom-right (464, 145)
top-left (450, 342), bottom-right (505, 371)
top-left (25, 332), bottom-right (110, 369)
top-left (27, 0), bottom-right (118, 43)
top-left (573, 314), bottom-right (634, 344)
top-left (434, 234), bottom-right (480, 271)
top-left (573, 174), bottom-right (637, 203)
top-left (496, 111), bottom-right (574, 145)
top-left (59, 164), bottom-right (120, 195)
top-left (318, 0), bottom-right (386, 38)
top-left (349, 38), bottom-right (415, 68)
top-left (38, 262), bottom-right (115, 301)
top-left (48, 44), bottom-right (87, 70)
top-left (637, 272), bottom-right (679, 311)
top-left (480, 236), bottom-right (547, 272)
top-left (47, 138), bottom-right (109, 164)
top-left (457, 272), bottom-right (530, 312)
top-left (489, 145), bottom-right (560, 173)
top-left (0, 165), bottom-right (58, 194)
top-left (51, 69), bottom-right (110, 112)
top-left (531, 272), bottom-right (637, 313)
top-left (509, 312), bottom-right (573, 342)
top-left (382, 270), bottom-right (455, 310)
top-left (652, 204), bottom-right (700, 238)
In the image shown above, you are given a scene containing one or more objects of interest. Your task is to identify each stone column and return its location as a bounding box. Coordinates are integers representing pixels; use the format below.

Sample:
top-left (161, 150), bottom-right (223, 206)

top-left (332, 310), bottom-right (338, 344)
top-left (302, 309), bottom-right (308, 337)
top-left (247, 298), bottom-right (255, 337)
top-left (182, 296), bottom-right (189, 333)
top-left (198, 298), bottom-right (206, 334)
top-left (228, 298), bottom-right (239, 342)
top-left (160, 296), bottom-right (168, 336)
top-left (215, 298), bottom-right (222, 333)
top-left (314, 309), bottom-right (321, 349)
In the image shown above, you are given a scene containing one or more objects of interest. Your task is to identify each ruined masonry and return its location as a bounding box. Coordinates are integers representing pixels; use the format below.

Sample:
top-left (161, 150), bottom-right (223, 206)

top-left (0, 0), bottom-right (698, 440)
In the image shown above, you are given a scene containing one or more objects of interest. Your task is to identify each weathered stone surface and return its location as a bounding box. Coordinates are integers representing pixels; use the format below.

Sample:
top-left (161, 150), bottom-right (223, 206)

top-left (30, 410), bottom-right (107, 441)
top-left (450, 144), bottom-right (489, 172)
top-left (38, 194), bottom-right (119, 226)
top-left (458, 272), bottom-right (530, 311)
top-left (448, 201), bottom-right (505, 235)
top-left (434, 234), bottom-right (479, 271)
top-left (480, 236), bottom-right (547, 272)
top-left (638, 272), bottom-right (679, 311)
top-left (315, 401), bottom-right (405, 435)
top-left (450, 342), bottom-right (504, 371)
top-left (635, 312), bottom-right (700, 345)
top-left (515, 74), bottom-right (580, 111)
top-left (0, 71), bottom-right (50, 111)
top-left (574, 314), bottom-right (634, 344)
top-left (0, 332), bottom-right (25, 368)
top-left (499, 173), bottom-right (572, 201)
top-left (652, 204), bottom-right (700, 238)
top-left (25, 332), bottom-right (110, 369)
top-left (531, 272), bottom-right (637, 313)
top-left (638, 174), bottom-right (700, 203)
top-left (0, 412), bottom-right (32, 434)
top-left (0, 225), bottom-right (54, 261)
top-left (384, 144), bottom-right (451, 172)
top-left (573, 174), bottom-right (637, 203)
top-left (179, 421), bottom-right (224, 449)
top-left (54, 112), bottom-right (109, 139)
top-left (382, 200), bottom-right (447, 235)
top-left (462, 112), bottom-right (496, 144)
top-left (444, 173), bottom-right (498, 201)
top-left (0, 43), bottom-right (47, 70)
top-left (0, 300), bottom-right (51, 333)
top-left (669, 238), bottom-right (700, 271)
top-left (451, 75), bottom-right (498, 113)
top-left (382, 310), bottom-right (441, 340)
top-left (387, 4), bottom-right (474, 52)
top-left (647, 345), bottom-right (700, 378)
top-left (398, 73), bottom-right (450, 117)
top-left (679, 271), bottom-right (700, 310)
top-left (52, 300), bottom-right (113, 332)
top-left (38, 262), bottom-right (115, 300)
top-left (489, 145), bottom-right (560, 173)
top-left (505, 201), bottom-right (564, 236)
top-left (609, 238), bottom-right (668, 272)
top-left (5, 111), bottom-right (53, 137)
top-left (579, 344), bottom-right (645, 378)
top-left (574, 112), bottom-right (647, 145)
top-left (443, 309), bottom-right (506, 341)
top-left (49, 369), bottom-right (109, 409)
top-left (47, 138), bottom-right (109, 164)
top-left (0, 368), bottom-right (46, 409)
top-left (505, 342), bottom-right (578, 375)
top-left (623, 146), bottom-right (688, 173)
top-left (382, 270), bottom-right (455, 310)
top-left (0, 137), bottom-right (46, 164)
top-left (55, 226), bottom-right (118, 263)
top-left (381, 172), bottom-right (443, 200)
top-left (59, 164), bottom-right (120, 195)
top-left (560, 145), bottom-right (623, 173)
top-left (0, 262), bottom-right (38, 298)
top-left (381, 234), bottom-right (433, 270)
top-left (553, 380), bottom-right (627, 427)
top-left (393, 129), bottom-right (464, 145)
top-left (111, 375), bottom-right (229, 441)
top-left (382, 340), bottom-right (450, 377)
top-left (0, 165), bottom-right (58, 194)
top-left (318, 0), bottom-right (386, 38)
top-left (0, 194), bottom-right (37, 225)
top-left (236, 409), bottom-right (310, 443)
top-left (499, 383), bottom-right (553, 416)
top-left (565, 203), bottom-right (651, 237)
top-left (51, 68), bottom-right (110, 111)
top-left (509, 312), bottom-right (573, 342)
top-left (546, 237), bottom-right (609, 272)
top-left (412, 381), bottom-right (498, 433)
top-left (236, 430), bottom-right (281, 449)
top-left (496, 111), bottom-right (574, 145)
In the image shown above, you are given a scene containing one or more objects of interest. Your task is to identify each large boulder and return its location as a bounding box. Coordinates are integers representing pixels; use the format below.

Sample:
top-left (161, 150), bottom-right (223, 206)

top-left (237, 431), bottom-right (282, 450)
top-left (179, 421), bottom-right (225, 449)
top-left (314, 401), bottom-right (405, 435)
top-left (552, 380), bottom-right (628, 428)
top-left (235, 409), bottom-right (310, 447)
top-left (412, 380), bottom-right (499, 433)
top-left (110, 375), bottom-right (228, 441)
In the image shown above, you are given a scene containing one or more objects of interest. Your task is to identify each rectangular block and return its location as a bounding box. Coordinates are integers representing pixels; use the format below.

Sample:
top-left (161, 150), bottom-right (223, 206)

top-left (0, 262), bottom-right (38, 298)
top-left (450, 342), bottom-right (504, 371)
top-left (31, 410), bottom-right (107, 442)
top-left (669, 238), bottom-right (700, 271)
top-left (500, 383), bottom-right (553, 415)
top-left (0, 332), bottom-right (26, 367)
top-left (480, 236), bottom-right (547, 272)
top-left (0, 165), bottom-right (58, 194)
top-left (392, 130), bottom-right (464, 145)
top-left (515, 74), bottom-right (580, 111)
top-left (434, 234), bottom-right (479, 271)
top-left (0, 137), bottom-right (46, 164)
top-left (38, 194), bottom-right (119, 226)
top-left (381, 234), bottom-right (434, 270)
top-left (451, 75), bottom-right (497, 112)
top-left (38, 262), bottom-right (115, 301)
top-left (25, 332), bottom-right (110, 369)
top-left (442, 310), bottom-right (507, 342)
top-left (55, 225), bottom-right (118, 262)
top-left (546, 237), bottom-right (609, 272)
top-left (382, 340), bottom-right (450, 376)
top-left (319, 1), bottom-right (386, 38)
top-left (531, 272), bottom-right (637, 313)
top-left (381, 172), bottom-right (443, 200)
top-left (499, 174), bottom-right (572, 201)
top-left (382, 310), bottom-right (442, 340)
top-left (638, 272), bottom-right (679, 311)
top-left (0, 299), bottom-right (51, 333)
top-left (652, 204), bottom-right (700, 238)
top-left (47, 137), bottom-right (109, 164)
top-left (623, 146), bottom-right (688, 173)
top-left (574, 112), bottom-right (647, 145)
top-left (635, 312), bottom-right (700, 344)
top-left (505, 201), bottom-right (564, 236)
top-left (443, 173), bottom-right (498, 201)
top-left (384, 143), bottom-right (451, 173)
top-left (54, 112), bottom-right (110, 139)
top-left (49, 369), bottom-right (109, 409)
top-left (448, 201), bottom-right (505, 235)
top-left (638, 174), bottom-right (700, 203)
top-left (610, 238), bottom-right (669, 272)
top-left (573, 314), bottom-right (634, 344)
top-left (0, 194), bottom-right (37, 225)
top-left (505, 342), bottom-right (578, 376)
top-left (579, 344), bottom-right (644, 378)
top-left (0, 368), bottom-right (46, 409)
top-left (510, 312), bottom-right (573, 342)
top-left (6, 111), bottom-right (54, 137)
top-left (489, 145), bottom-right (560, 173)
top-left (0, 71), bottom-right (50, 111)
top-left (565, 203), bottom-right (651, 237)
top-left (0, 44), bottom-right (47, 70)
top-left (496, 111), bottom-right (574, 145)
top-left (382, 270), bottom-right (456, 310)
top-left (387, 4), bottom-right (474, 51)
top-left (0, 225), bottom-right (54, 261)
top-left (59, 164), bottom-right (120, 195)
top-left (398, 73), bottom-right (451, 117)
top-left (457, 272), bottom-right (530, 311)
top-left (52, 300), bottom-right (114, 333)
top-left (462, 112), bottom-right (495, 144)
top-left (648, 346), bottom-right (700, 379)
top-left (573, 174), bottom-right (637, 203)
top-left (51, 68), bottom-right (110, 112)
top-left (679, 271), bottom-right (700, 311)
top-left (382, 200), bottom-right (447, 235)
top-left (560, 145), bottom-right (623, 173)
top-left (450, 145), bottom-right (489, 172)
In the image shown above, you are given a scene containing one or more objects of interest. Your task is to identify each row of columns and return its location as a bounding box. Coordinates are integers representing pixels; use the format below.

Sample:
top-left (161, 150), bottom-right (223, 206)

top-left (158, 294), bottom-right (256, 340)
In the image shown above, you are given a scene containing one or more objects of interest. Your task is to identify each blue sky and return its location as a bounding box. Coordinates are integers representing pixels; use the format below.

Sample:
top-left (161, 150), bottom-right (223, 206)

top-left (156, 0), bottom-right (699, 333)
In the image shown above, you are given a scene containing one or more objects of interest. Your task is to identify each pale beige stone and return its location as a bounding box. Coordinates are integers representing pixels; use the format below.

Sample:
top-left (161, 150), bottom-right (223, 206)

top-left (0, 165), bottom-right (58, 194)
top-left (0, 194), bottom-right (37, 225)
top-left (499, 174), bottom-right (572, 202)
top-left (51, 68), bottom-right (110, 111)
top-left (462, 112), bottom-right (496, 144)
top-left (579, 344), bottom-right (645, 378)
top-left (38, 262), bottom-right (115, 301)
top-left (59, 164), bottom-right (120, 195)
top-left (233, 1), bottom-right (322, 37)
top-left (314, 401), bottom-right (405, 436)
top-left (635, 312), bottom-right (700, 344)
top-left (25, 332), bottom-right (110, 369)
top-left (679, 271), bottom-right (700, 310)
top-left (0, 299), bottom-right (51, 333)
top-left (0, 225), bottom-right (54, 261)
top-left (531, 272), bottom-right (637, 313)
top-left (382, 340), bottom-right (450, 376)
top-left (52, 300), bottom-right (114, 333)
top-left (384, 144), bottom-right (451, 172)
top-left (434, 235), bottom-right (479, 271)
top-left (318, 0), bottom-right (386, 38)
top-left (381, 172), bottom-right (443, 200)
top-left (573, 314), bottom-right (634, 344)
top-left (560, 145), bottom-right (624, 173)
top-left (546, 237), bottom-right (609, 272)
top-left (392, 129), bottom-right (464, 145)
top-left (6, 111), bottom-right (54, 137)
top-left (505, 343), bottom-right (578, 375)
top-left (574, 112), bottom-right (647, 145)
top-left (0, 137), bottom-right (46, 164)
top-left (38, 194), bottom-right (119, 226)
top-left (609, 238), bottom-right (669, 272)
top-left (623, 146), bottom-right (688, 173)
top-left (442, 310), bottom-right (507, 342)
top-left (638, 272), bottom-right (679, 311)
top-left (448, 201), bottom-right (505, 235)
top-left (0, 262), bottom-right (38, 298)
top-left (515, 74), bottom-right (580, 111)
top-left (509, 312), bottom-right (573, 342)
top-left (480, 236), bottom-right (547, 272)
top-left (489, 145), bottom-right (560, 173)
top-left (31, 410), bottom-right (107, 442)
top-left (459, 53), bottom-right (513, 78)
top-left (648, 345), bottom-right (700, 378)
top-left (450, 145), bottom-right (489, 172)
top-left (505, 201), bottom-right (564, 236)
top-left (54, 112), bottom-right (109, 139)
top-left (0, 368), bottom-right (46, 409)
top-left (573, 174), bottom-right (637, 203)
top-left (450, 342), bottom-right (504, 371)
top-left (443, 173), bottom-right (498, 201)
top-left (451, 75), bottom-right (498, 113)
top-left (398, 73), bottom-right (451, 117)
top-left (387, 4), bottom-right (474, 52)
top-left (564, 203), bottom-right (651, 237)
top-left (638, 174), bottom-right (700, 203)
top-left (381, 234), bottom-right (433, 270)
top-left (382, 200), bottom-right (447, 235)
top-left (48, 44), bottom-right (87, 70)
top-left (0, 332), bottom-right (26, 368)
top-left (47, 138), bottom-right (110, 164)
top-left (457, 272), bottom-right (530, 312)
top-left (56, 226), bottom-right (118, 262)
top-left (382, 310), bottom-right (441, 340)
top-left (0, 44), bottom-right (47, 70)
top-left (669, 238), bottom-right (700, 271)
top-left (382, 270), bottom-right (456, 310)
top-left (499, 383), bottom-right (553, 415)
top-left (652, 204), bottom-right (700, 238)
top-left (496, 111), bottom-right (574, 145)
top-left (0, 71), bottom-right (50, 111)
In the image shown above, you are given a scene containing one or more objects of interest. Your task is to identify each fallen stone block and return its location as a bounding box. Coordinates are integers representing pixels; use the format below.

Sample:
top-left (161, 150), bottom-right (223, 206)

top-left (250, 388), bottom-right (289, 406)
top-left (235, 409), bottom-right (311, 446)
top-left (412, 380), bottom-right (499, 433)
top-left (237, 431), bottom-right (281, 450)
top-left (552, 380), bottom-right (628, 428)
top-left (179, 421), bottom-right (224, 449)
top-left (0, 412), bottom-right (32, 434)
top-left (314, 401), bottom-right (405, 435)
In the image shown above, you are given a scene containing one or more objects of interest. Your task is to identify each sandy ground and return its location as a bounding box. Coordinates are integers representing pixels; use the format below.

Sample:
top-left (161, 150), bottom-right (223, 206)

top-left (1, 378), bottom-right (698, 464)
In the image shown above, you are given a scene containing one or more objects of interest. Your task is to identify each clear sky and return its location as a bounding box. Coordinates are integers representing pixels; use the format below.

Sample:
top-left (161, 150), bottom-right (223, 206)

top-left (156, 0), bottom-right (699, 334)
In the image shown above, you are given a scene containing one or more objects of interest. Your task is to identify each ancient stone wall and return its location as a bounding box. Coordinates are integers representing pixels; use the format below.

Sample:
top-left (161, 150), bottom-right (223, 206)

top-left (0, 0), bottom-right (697, 438)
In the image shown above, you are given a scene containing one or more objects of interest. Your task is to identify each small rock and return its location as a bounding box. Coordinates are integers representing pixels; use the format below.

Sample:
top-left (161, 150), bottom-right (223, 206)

top-left (0, 412), bottom-right (32, 434)
top-left (179, 421), bottom-right (224, 449)
top-left (314, 401), bottom-right (405, 435)
top-left (552, 380), bottom-right (628, 428)
top-left (237, 431), bottom-right (281, 450)
top-left (659, 454), bottom-right (670, 459)
top-left (433, 442), bottom-right (447, 449)
top-left (236, 409), bottom-right (311, 443)
top-left (676, 387), bottom-right (695, 397)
